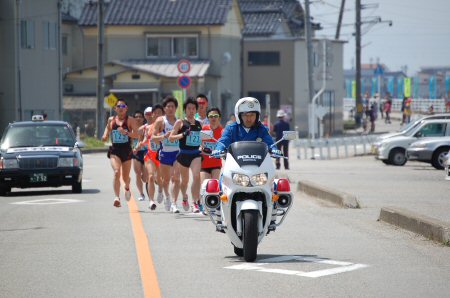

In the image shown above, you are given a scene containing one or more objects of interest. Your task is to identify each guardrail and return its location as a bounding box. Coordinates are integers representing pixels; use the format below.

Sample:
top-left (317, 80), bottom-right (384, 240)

top-left (293, 135), bottom-right (378, 160)
top-left (344, 98), bottom-right (446, 113)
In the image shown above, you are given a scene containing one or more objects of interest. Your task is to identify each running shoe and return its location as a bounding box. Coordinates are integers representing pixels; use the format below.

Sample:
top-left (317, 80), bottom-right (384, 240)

top-left (157, 191), bottom-right (164, 204)
top-left (148, 200), bottom-right (157, 210)
top-left (170, 203), bottom-right (180, 214)
top-left (198, 203), bottom-right (204, 212)
top-left (125, 188), bottom-right (131, 201)
top-left (164, 196), bottom-right (171, 211)
top-left (192, 202), bottom-right (200, 213)
top-left (113, 198), bottom-right (121, 208)
top-left (138, 194), bottom-right (145, 201)
top-left (182, 197), bottom-right (189, 211)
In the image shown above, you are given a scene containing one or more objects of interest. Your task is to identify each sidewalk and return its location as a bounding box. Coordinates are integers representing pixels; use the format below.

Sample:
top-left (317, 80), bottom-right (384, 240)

top-left (285, 113), bottom-right (450, 245)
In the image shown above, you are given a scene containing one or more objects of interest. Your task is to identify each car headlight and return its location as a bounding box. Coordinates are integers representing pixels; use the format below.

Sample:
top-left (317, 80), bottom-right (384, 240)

top-left (0, 158), bottom-right (19, 169)
top-left (232, 173), bottom-right (250, 187)
top-left (251, 173), bottom-right (268, 186)
top-left (58, 157), bottom-right (78, 167)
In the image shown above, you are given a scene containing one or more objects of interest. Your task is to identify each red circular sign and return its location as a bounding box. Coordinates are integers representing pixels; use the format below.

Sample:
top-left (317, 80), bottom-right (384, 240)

top-left (178, 75), bottom-right (191, 89)
top-left (177, 59), bottom-right (191, 74)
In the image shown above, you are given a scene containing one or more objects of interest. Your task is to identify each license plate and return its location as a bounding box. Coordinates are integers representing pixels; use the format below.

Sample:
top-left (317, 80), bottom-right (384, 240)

top-left (30, 173), bottom-right (47, 182)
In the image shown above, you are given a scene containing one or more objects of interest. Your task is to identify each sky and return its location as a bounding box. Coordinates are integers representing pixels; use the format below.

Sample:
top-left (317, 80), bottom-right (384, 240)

top-left (309, 0), bottom-right (450, 75)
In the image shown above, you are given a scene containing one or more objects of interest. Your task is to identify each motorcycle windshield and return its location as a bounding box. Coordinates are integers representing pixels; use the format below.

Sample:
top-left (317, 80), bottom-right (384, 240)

top-left (228, 141), bottom-right (268, 167)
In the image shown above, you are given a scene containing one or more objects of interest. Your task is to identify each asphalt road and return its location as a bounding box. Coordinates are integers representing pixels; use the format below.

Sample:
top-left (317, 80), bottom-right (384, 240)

top-left (1, 153), bottom-right (449, 298)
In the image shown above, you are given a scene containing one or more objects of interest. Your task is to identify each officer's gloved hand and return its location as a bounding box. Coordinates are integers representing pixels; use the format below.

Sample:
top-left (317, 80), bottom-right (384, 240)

top-left (211, 150), bottom-right (224, 159)
top-left (182, 128), bottom-right (191, 137)
top-left (270, 147), bottom-right (283, 156)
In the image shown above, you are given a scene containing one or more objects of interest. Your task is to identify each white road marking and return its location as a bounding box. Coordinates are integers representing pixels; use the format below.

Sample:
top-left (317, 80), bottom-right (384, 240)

top-left (11, 198), bottom-right (84, 205)
top-left (225, 255), bottom-right (369, 278)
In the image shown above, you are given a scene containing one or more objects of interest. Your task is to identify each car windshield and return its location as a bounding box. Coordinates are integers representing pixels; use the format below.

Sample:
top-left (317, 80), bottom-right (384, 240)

top-left (1, 124), bottom-right (75, 150)
top-left (400, 119), bottom-right (422, 134)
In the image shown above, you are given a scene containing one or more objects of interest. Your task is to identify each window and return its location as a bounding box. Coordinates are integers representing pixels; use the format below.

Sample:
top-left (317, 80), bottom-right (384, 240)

top-left (418, 123), bottom-right (446, 137)
top-left (247, 92), bottom-right (280, 110)
top-left (248, 51), bottom-right (280, 66)
top-left (20, 20), bottom-right (35, 49)
top-left (43, 21), bottom-right (57, 50)
top-left (146, 35), bottom-right (198, 58)
top-left (62, 35), bottom-right (68, 55)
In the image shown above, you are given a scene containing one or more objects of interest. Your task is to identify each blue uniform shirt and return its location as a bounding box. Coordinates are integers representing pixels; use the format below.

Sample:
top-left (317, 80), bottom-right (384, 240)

top-left (215, 122), bottom-right (274, 152)
top-left (273, 119), bottom-right (290, 141)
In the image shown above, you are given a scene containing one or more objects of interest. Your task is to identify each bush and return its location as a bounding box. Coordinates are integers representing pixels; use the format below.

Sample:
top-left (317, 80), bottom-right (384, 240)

top-left (81, 135), bottom-right (106, 149)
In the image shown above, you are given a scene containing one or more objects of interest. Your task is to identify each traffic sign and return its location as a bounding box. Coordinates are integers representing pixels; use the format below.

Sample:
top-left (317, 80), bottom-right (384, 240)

top-left (177, 59), bottom-right (191, 74)
top-left (105, 93), bottom-right (118, 107)
top-left (178, 75), bottom-right (191, 89)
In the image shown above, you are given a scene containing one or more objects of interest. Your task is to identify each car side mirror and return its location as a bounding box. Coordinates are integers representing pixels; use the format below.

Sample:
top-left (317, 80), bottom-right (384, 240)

top-left (415, 132), bottom-right (423, 138)
top-left (75, 141), bottom-right (85, 148)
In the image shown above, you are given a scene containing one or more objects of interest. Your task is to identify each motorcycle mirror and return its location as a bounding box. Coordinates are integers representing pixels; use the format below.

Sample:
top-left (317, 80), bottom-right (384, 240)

top-left (282, 131), bottom-right (297, 141)
top-left (200, 130), bottom-right (213, 140)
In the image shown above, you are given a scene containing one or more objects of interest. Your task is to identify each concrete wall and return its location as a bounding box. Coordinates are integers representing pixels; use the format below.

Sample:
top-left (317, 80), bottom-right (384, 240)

top-left (0, 0), bottom-right (18, 133)
top-left (0, 0), bottom-right (61, 134)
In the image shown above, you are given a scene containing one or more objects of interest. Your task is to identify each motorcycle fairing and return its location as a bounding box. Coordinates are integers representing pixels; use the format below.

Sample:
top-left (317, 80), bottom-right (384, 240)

top-left (228, 141), bottom-right (268, 167)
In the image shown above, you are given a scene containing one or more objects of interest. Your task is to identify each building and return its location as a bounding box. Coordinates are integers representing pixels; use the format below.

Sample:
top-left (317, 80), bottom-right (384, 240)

top-left (62, 0), bottom-right (243, 135)
top-left (240, 0), bottom-right (344, 136)
top-left (0, 0), bottom-right (62, 133)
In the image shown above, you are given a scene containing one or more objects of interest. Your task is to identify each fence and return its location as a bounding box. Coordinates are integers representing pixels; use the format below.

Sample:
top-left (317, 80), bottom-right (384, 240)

top-left (343, 98), bottom-right (446, 114)
top-left (293, 135), bottom-right (378, 160)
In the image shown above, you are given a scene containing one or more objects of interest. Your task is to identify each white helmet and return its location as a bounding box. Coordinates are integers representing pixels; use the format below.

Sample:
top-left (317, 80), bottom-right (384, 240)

top-left (234, 97), bottom-right (261, 124)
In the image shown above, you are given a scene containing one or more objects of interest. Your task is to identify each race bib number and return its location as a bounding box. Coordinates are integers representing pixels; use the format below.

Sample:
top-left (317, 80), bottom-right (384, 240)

top-left (163, 131), bottom-right (179, 147)
top-left (111, 130), bottom-right (129, 143)
top-left (150, 141), bottom-right (160, 151)
top-left (203, 141), bottom-right (217, 151)
top-left (186, 131), bottom-right (201, 146)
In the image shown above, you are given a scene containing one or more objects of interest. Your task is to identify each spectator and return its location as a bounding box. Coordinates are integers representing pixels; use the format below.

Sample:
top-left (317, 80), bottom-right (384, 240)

top-left (273, 110), bottom-right (290, 170)
top-left (262, 114), bottom-right (272, 132)
top-left (226, 114), bottom-right (236, 126)
top-left (404, 97), bottom-right (412, 124)
top-left (384, 99), bottom-right (392, 124)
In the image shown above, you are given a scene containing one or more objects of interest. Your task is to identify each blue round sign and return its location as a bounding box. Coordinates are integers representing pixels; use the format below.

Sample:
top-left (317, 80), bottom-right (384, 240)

top-left (178, 75), bottom-right (191, 89)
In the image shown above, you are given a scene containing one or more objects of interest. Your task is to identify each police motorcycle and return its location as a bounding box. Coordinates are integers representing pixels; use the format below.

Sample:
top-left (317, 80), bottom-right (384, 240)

top-left (200, 130), bottom-right (297, 262)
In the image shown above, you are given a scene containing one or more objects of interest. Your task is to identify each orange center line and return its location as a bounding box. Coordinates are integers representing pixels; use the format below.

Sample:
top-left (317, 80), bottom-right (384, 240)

top-left (127, 197), bottom-right (161, 298)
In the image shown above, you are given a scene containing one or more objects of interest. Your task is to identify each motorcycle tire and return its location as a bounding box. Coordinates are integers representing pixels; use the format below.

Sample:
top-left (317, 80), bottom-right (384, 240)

top-left (233, 245), bottom-right (243, 257)
top-left (243, 210), bottom-right (259, 262)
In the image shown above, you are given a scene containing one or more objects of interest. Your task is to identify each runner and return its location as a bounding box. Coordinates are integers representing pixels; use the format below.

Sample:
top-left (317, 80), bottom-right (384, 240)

top-left (169, 97), bottom-right (203, 213)
top-left (141, 105), bottom-right (164, 210)
top-left (131, 110), bottom-right (147, 201)
top-left (195, 94), bottom-right (209, 125)
top-left (101, 99), bottom-right (139, 207)
top-left (152, 96), bottom-right (181, 213)
top-left (201, 107), bottom-right (223, 182)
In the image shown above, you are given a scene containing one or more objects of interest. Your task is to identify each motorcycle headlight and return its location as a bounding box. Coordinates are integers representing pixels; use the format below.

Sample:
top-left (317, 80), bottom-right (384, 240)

top-left (251, 173), bottom-right (268, 186)
top-left (58, 157), bottom-right (78, 167)
top-left (0, 158), bottom-right (19, 169)
top-left (232, 173), bottom-right (250, 187)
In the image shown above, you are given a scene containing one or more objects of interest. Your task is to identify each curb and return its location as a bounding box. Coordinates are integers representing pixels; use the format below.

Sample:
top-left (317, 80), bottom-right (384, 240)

top-left (379, 207), bottom-right (450, 245)
top-left (297, 180), bottom-right (361, 209)
top-left (275, 172), bottom-right (360, 209)
top-left (81, 148), bottom-right (108, 154)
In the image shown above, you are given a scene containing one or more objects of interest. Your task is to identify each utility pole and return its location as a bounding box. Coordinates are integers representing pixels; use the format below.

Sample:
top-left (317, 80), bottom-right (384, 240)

top-left (96, 0), bottom-right (105, 139)
top-left (355, 0), bottom-right (362, 126)
top-left (304, 0), bottom-right (315, 138)
top-left (335, 0), bottom-right (345, 40)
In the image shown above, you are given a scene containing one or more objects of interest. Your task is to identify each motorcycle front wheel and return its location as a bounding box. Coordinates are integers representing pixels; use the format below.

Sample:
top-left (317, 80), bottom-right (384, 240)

top-left (243, 210), bottom-right (259, 262)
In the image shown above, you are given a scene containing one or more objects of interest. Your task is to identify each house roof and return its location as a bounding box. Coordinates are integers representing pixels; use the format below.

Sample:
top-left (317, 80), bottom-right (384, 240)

top-left (79, 0), bottom-right (232, 26)
top-left (238, 0), bottom-right (305, 37)
top-left (114, 59), bottom-right (211, 78)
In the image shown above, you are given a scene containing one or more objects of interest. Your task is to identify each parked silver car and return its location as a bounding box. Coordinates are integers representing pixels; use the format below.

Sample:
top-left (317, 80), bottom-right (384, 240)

top-left (407, 137), bottom-right (450, 169)
top-left (373, 119), bottom-right (450, 166)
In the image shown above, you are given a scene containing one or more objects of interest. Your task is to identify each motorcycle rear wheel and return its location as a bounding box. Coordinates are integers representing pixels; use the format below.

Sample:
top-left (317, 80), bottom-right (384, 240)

top-left (243, 210), bottom-right (259, 262)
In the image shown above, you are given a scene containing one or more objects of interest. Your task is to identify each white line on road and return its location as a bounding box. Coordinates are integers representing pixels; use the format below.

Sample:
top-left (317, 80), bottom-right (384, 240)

top-left (224, 255), bottom-right (369, 278)
top-left (11, 198), bottom-right (84, 205)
